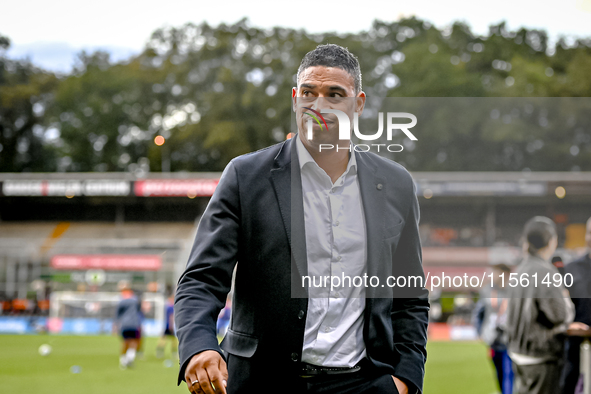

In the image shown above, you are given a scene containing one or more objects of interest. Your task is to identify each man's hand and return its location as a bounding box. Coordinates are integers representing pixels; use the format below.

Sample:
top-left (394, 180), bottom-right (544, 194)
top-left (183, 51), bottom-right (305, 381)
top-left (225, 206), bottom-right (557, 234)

top-left (185, 350), bottom-right (228, 394)
top-left (569, 322), bottom-right (590, 331)
top-left (392, 376), bottom-right (408, 394)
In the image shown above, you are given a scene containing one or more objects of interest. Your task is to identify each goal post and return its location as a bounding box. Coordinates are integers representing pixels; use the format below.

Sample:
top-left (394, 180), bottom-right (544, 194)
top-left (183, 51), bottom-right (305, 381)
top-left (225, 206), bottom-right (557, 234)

top-left (48, 291), bottom-right (166, 336)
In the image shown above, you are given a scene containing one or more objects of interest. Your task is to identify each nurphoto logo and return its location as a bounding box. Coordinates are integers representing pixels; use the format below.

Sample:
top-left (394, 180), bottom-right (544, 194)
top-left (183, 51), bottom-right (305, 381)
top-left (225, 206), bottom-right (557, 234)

top-left (304, 108), bottom-right (418, 153)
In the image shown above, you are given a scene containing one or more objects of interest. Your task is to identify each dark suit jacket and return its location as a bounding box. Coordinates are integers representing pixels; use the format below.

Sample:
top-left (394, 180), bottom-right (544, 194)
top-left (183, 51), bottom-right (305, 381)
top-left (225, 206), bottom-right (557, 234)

top-left (175, 136), bottom-right (429, 393)
top-left (561, 253), bottom-right (591, 394)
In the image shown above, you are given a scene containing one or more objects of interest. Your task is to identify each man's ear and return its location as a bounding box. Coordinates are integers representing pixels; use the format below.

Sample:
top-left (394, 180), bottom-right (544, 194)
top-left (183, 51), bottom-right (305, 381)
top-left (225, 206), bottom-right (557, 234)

top-left (355, 92), bottom-right (366, 116)
top-left (292, 87), bottom-right (297, 113)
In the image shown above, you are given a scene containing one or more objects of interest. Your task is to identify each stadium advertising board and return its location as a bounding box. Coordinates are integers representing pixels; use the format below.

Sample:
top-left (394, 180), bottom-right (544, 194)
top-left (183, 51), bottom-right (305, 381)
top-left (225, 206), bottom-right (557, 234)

top-left (133, 179), bottom-right (219, 197)
top-left (0, 178), bottom-right (220, 197)
top-left (51, 254), bottom-right (162, 271)
top-left (1, 180), bottom-right (131, 197)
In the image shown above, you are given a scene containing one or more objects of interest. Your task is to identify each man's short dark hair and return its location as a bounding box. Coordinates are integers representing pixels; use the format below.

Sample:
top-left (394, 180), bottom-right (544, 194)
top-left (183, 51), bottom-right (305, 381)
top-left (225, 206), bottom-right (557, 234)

top-left (523, 216), bottom-right (557, 256)
top-left (297, 44), bottom-right (362, 94)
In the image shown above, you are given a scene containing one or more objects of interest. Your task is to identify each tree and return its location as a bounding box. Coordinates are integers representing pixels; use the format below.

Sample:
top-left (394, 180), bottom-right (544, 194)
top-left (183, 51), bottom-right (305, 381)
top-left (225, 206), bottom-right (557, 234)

top-left (48, 51), bottom-right (157, 171)
top-left (0, 34), bottom-right (58, 171)
top-left (4, 19), bottom-right (591, 173)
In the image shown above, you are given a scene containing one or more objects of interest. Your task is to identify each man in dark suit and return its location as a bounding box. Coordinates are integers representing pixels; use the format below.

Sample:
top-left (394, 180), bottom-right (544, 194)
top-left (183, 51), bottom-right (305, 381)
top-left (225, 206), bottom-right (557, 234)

top-left (175, 44), bottom-right (429, 394)
top-left (561, 217), bottom-right (591, 394)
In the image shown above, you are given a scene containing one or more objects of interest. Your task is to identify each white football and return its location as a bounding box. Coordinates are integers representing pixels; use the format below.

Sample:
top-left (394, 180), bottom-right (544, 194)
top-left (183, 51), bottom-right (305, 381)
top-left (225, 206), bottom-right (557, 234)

top-left (38, 344), bottom-right (52, 356)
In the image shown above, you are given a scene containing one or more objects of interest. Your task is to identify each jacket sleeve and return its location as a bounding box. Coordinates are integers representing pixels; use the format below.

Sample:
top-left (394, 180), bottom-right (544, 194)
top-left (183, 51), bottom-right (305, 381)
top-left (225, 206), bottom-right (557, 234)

top-left (390, 182), bottom-right (430, 394)
top-left (536, 269), bottom-right (574, 332)
top-left (174, 160), bottom-right (241, 384)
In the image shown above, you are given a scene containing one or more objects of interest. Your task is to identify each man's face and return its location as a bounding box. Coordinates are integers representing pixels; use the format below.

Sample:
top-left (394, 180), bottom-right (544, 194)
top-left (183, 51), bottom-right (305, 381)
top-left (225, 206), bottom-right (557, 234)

top-left (292, 66), bottom-right (365, 152)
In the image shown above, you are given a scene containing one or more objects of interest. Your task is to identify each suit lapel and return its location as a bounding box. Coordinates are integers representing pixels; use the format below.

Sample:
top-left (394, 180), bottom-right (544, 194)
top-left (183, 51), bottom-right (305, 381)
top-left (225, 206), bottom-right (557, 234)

top-left (270, 138), bottom-right (308, 279)
top-left (272, 141), bottom-right (388, 297)
top-left (356, 151), bottom-right (386, 298)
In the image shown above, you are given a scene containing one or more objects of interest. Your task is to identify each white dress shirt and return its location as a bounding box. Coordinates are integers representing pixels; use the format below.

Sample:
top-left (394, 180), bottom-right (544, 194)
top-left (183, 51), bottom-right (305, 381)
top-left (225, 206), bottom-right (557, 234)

top-left (297, 137), bottom-right (368, 367)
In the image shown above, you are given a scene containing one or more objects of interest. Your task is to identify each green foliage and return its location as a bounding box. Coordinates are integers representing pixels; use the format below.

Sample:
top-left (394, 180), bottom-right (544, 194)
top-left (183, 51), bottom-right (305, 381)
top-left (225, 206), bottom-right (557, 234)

top-left (2, 19), bottom-right (591, 172)
top-left (0, 36), bottom-right (59, 171)
top-left (50, 52), bottom-right (156, 171)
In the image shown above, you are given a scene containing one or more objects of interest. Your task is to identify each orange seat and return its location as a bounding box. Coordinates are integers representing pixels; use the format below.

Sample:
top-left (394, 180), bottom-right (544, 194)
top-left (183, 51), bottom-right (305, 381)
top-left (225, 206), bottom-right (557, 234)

top-left (38, 300), bottom-right (50, 311)
top-left (12, 299), bottom-right (29, 311)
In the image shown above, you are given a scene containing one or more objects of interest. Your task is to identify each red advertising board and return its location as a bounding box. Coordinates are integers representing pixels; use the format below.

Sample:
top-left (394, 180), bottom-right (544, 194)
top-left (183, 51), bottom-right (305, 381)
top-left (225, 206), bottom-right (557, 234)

top-left (51, 255), bottom-right (162, 271)
top-left (134, 179), bottom-right (218, 197)
top-left (2, 180), bottom-right (131, 196)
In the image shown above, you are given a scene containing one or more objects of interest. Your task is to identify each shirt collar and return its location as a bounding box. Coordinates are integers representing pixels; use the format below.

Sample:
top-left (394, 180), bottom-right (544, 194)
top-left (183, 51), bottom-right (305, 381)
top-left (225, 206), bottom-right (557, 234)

top-left (295, 135), bottom-right (357, 175)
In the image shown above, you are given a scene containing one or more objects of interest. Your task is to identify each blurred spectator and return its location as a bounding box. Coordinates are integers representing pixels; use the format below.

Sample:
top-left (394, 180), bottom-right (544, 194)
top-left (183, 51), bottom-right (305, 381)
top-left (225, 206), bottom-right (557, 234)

top-left (506, 216), bottom-right (578, 394)
top-left (136, 288), bottom-right (149, 359)
top-left (552, 256), bottom-right (566, 276)
top-left (114, 281), bottom-right (142, 369)
top-left (156, 288), bottom-right (177, 359)
top-left (216, 296), bottom-right (232, 338)
top-left (561, 217), bottom-right (591, 394)
top-left (474, 263), bottom-right (513, 394)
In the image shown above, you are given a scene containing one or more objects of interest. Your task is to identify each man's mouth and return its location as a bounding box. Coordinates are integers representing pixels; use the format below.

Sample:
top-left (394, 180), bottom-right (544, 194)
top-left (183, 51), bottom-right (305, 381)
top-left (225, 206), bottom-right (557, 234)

top-left (305, 114), bottom-right (333, 123)
top-left (303, 107), bottom-right (329, 130)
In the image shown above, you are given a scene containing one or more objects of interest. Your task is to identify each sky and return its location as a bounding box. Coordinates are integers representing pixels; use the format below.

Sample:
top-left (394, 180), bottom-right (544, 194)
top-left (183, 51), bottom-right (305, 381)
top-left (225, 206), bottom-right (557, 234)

top-left (2, 0), bottom-right (591, 72)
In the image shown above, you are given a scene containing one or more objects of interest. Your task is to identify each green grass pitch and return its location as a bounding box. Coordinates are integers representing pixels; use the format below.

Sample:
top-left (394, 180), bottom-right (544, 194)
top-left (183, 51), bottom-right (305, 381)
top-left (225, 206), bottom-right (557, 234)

top-left (0, 335), bottom-right (498, 394)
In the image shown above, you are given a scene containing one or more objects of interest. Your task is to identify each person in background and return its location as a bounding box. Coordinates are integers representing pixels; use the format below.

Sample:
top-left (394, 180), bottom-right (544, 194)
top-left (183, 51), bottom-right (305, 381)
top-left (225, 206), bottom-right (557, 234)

top-left (506, 216), bottom-right (583, 394)
top-left (474, 263), bottom-right (513, 394)
top-left (216, 296), bottom-right (232, 339)
top-left (551, 256), bottom-right (566, 276)
top-left (157, 288), bottom-right (178, 359)
top-left (138, 291), bottom-right (152, 359)
top-left (561, 217), bottom-right (591, 394)
top-left (114, 281), bottom-right (143, 369)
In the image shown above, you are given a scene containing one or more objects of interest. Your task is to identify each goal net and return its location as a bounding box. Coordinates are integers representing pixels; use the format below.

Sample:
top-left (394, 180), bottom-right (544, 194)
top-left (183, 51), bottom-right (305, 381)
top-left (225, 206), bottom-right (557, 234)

top-left (48, 291), bottom-right (166, 336)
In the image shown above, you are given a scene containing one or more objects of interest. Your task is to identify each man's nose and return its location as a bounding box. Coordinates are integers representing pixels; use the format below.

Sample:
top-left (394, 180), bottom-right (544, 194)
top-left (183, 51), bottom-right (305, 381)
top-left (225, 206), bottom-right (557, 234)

top-left (309, 96), bottom-right (328, 110)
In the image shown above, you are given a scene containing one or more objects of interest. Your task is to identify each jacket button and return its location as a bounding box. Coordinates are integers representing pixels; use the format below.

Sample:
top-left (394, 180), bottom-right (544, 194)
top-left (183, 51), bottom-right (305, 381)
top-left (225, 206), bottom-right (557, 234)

top-left (377, 183), bottom-right (383, 190)
top-left (298, 310), bottom-right (305, 319)
top-left (291, 352), bottom-right (299, 362)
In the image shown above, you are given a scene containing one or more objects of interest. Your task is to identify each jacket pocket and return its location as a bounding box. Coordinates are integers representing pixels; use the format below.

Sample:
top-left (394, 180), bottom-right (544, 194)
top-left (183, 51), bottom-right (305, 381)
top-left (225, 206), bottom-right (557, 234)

top-left (220, 328), bottom-right (259, 358)
top-left (384, 221), bottom-right (404, 239)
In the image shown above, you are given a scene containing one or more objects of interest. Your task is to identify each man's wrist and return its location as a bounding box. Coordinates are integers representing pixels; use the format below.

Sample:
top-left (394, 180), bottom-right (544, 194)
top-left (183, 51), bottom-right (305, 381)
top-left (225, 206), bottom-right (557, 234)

top-left (392, 375), bottom-right (418, 394)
